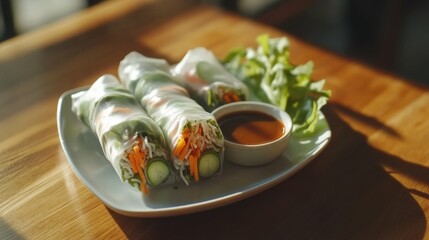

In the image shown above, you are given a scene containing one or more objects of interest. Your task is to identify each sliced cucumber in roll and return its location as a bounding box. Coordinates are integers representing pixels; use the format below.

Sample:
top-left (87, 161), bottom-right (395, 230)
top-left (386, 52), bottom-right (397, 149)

top-left (146, 159), bottom-right (171, 186)
top-left (198, 152), bottom-right (221, 178)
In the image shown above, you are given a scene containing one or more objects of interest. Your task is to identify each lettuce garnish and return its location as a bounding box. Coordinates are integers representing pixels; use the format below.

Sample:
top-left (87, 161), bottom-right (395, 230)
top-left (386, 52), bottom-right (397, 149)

top-left (223, 34), bottom-right (331, 134)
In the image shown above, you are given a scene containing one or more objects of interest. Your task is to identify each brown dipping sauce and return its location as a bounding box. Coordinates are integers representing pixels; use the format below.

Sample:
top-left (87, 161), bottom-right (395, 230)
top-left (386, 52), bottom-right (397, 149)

top-left (218, 111), bottom-right (285, 145)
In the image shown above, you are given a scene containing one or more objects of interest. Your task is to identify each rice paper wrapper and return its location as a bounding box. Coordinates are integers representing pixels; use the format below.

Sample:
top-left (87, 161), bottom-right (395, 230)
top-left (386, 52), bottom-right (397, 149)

top-left (119, 52), bottom-right (225, 185)
top-left (71, 74), bottom-right (174, 192)
top-left (171, 47), bottom-right (249, 111)
top-left (118, 51), bottom-right (171, 94)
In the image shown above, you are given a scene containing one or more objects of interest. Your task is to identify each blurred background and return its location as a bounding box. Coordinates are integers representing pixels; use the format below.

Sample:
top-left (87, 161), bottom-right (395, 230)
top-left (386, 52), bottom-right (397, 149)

top-left (1, 0), bottom-right (428, 86)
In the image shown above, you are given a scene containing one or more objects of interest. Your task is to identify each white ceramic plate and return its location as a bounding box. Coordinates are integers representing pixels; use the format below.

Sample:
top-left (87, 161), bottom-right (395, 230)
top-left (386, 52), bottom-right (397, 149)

top-left (57, 87), bottom-right (331, 217)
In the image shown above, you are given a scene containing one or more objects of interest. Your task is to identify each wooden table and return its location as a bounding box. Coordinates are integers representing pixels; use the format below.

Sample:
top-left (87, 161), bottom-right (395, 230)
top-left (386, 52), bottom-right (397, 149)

top-left (1, 0), bottom-right (428, 239)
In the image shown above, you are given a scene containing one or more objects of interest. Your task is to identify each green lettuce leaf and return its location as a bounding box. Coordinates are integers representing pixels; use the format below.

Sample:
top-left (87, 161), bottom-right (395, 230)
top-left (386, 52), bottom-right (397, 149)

top-left (223, 34), bottom-right (331, 135)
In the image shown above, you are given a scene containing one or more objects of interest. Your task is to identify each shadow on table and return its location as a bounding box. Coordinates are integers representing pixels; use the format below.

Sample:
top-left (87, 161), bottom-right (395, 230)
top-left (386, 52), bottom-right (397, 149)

top-left (332, 101), bottom-right (429, 193)
top-left (0, 218), bottom-right (24, 240)
top-left (108, 104), bottom-right (427, 239)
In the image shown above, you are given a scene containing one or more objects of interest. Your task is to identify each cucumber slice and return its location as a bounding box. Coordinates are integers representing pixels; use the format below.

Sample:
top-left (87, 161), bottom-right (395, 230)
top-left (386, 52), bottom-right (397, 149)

top-left (198, 152), bottom-right (221, 178)
top-left (146, 160), bottom-right (170, 186)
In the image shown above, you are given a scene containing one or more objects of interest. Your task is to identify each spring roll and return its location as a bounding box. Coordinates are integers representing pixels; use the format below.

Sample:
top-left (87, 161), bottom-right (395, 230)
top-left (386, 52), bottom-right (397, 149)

top-left (71, 74), bottom-right (173, 194)
top-left (119, 52), bottom-right (224, 185)
top-left (171, 47), bottom-right (249, 111)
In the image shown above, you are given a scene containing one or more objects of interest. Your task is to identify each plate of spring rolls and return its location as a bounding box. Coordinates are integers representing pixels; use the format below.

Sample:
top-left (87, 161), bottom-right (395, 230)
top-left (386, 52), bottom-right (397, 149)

top-left (57, 49), bottom-right (331, 217)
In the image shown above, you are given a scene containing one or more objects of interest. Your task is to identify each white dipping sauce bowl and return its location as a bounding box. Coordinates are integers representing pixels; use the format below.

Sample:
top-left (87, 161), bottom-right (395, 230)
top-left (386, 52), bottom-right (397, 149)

top-left (212, 101), bottom-right (293, 166)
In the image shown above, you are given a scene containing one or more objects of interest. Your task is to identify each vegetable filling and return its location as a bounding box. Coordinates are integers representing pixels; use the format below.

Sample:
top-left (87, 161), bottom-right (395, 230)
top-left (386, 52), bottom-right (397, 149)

top-left (173, 120), bottom-right (222, 184)
top-left (120, 134), bottom-right (169, 194)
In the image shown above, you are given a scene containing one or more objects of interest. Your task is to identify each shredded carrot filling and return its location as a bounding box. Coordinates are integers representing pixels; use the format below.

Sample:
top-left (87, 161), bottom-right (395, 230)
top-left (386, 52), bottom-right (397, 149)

top-left (193, 148), bottom-right (200, 181)
top-left (173, 137), bottom-right (186, 156)
top-left (127, 136), bottom-right (148, 194)
top-left (223, 93), bottom-right (232, 103)
top-left (172, 124), bottom-right (205, 181)
top-left (231, 92), bottom-right (240, 102)
top-left (222, 91), bottom-right (240, 103)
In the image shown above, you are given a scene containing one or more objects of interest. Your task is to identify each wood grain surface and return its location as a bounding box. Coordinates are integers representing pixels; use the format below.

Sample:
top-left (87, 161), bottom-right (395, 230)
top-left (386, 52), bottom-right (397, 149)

top-left (1, 0), bottom-right (428, 239)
